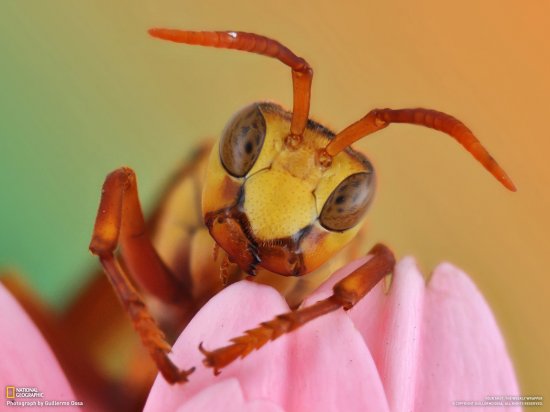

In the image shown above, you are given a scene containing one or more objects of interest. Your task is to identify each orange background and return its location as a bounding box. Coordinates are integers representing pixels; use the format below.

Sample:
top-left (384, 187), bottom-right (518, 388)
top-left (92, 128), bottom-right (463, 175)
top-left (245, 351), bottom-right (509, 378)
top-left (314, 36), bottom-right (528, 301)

top-left (1, 0), bottom-right (548, 396)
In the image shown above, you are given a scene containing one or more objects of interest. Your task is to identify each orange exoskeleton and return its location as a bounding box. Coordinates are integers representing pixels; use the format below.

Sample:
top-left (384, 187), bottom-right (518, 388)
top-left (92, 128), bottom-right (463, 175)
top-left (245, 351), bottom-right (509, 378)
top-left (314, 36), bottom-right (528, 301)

top-left (88, 29), bottom-right (515, 384)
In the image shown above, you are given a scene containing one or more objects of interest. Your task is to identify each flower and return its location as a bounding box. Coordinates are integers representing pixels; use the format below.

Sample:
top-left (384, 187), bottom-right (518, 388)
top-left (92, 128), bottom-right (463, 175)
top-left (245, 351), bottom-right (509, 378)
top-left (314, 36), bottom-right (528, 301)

top-left (144, 257), bottom-right (521, 412)
top-left (0, 256), bottom-right (520, 412)
top-left (0, 283), bottom-right (77, 408)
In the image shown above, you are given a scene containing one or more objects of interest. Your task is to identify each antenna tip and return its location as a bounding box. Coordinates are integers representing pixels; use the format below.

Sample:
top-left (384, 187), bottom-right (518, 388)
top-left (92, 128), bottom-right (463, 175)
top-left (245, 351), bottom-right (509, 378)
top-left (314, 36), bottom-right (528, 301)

top-left (148, 28), bottom-right (180, 41)
top-left (502, 176), bottom-right (517, 192)
top-left (148, 28), bottom-right (163, 38)
top-left (494, 168), bottom-right (517, 192)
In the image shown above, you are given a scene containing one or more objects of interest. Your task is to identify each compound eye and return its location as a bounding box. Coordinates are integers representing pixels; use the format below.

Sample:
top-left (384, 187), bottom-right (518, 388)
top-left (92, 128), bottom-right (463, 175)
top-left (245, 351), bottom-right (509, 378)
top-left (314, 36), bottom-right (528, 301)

top-left (319, 172), bottom-right (376, 231)
top-left (219, 104), bottom-right (267, 177)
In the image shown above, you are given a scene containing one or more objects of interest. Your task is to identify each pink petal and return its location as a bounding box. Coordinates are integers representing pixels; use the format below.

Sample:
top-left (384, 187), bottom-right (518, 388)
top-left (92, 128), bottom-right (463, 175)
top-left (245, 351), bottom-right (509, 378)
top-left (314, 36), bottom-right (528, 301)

top-left (144, 281), bottom-right (291, 411)
top-left (336, 257), bottom-right (521, 411)
top-left (0, 283), bottom-right (77, 407)
top-left (414, 262), bottom-right (520, 411)
top-left (284, 309), bottom-right (389, 412)
top-left (145, 280), bottom-right (389, 412)
top-left (177, 378), bottom-right (283, 412)
top-left (349, 257), bottom-right (425, 411)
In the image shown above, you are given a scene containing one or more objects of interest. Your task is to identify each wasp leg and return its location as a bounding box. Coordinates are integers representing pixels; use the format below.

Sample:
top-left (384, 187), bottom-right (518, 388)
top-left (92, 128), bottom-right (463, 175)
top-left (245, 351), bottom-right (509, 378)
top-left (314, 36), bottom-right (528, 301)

top-left (199, 243), bottom-right (395, 375)
top-left (89, 167), bottom-right (194, 384)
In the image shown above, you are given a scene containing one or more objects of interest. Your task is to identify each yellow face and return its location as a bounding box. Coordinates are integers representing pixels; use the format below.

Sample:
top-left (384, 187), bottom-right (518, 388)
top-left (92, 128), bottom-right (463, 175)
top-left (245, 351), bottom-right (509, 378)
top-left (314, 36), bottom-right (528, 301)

top-left (202, 102), bottom-right (375, 276)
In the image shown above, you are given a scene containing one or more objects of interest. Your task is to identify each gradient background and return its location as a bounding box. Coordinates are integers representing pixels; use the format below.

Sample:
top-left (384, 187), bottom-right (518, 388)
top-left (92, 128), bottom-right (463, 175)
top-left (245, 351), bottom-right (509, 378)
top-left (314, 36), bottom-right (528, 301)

top-left (1, 0), bottom-right (548, 398)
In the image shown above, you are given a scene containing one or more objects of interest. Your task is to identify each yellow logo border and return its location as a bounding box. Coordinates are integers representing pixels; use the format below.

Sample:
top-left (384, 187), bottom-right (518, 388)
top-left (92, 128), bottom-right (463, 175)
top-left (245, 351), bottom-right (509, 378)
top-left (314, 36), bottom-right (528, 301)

top-left (6, 386), bottom-right (15, 399)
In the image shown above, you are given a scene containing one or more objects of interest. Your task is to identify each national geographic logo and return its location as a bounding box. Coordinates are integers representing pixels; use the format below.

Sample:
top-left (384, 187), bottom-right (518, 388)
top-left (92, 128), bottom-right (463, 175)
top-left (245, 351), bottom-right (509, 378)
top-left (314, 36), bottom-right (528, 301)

top-left (5, 385), bottom-right (84, 408)
top-left (5, 386), bottom-right (44, 399)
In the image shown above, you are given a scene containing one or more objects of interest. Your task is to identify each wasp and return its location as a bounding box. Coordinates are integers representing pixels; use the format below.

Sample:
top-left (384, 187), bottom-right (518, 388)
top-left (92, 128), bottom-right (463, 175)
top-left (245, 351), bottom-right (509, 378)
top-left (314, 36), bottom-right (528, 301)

top-left (88, 28), bottom-right (515, 386)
